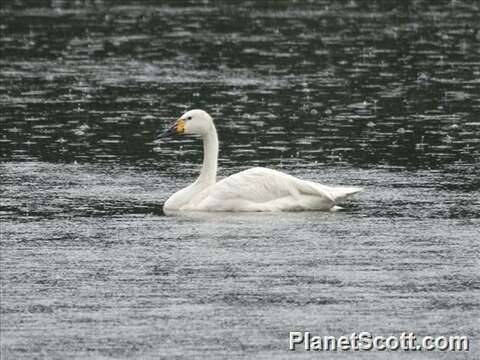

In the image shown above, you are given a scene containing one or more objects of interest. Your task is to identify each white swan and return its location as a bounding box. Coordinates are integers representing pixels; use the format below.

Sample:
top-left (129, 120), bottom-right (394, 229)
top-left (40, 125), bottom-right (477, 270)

top-left (161, 109), bottom-right (362, 212)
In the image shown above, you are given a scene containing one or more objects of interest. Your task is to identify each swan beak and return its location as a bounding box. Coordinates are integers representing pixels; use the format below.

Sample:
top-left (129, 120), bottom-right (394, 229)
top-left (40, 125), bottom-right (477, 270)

top-left (159, 118), bottom-right (185, 138)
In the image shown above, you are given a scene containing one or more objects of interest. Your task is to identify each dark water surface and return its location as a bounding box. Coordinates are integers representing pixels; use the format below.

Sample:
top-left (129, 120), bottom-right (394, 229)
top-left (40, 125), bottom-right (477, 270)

top-left (1, 1), bottom-right (479, 359)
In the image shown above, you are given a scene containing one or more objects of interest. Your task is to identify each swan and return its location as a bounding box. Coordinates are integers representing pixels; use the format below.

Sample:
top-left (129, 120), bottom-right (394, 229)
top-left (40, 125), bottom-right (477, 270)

top-left (160, 109), bottom-right (362, 212)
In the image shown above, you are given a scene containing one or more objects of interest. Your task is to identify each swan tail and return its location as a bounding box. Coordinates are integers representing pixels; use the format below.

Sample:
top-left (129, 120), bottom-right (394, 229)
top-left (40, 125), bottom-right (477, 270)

top-left (330, 186), bottom-right (363, 202)
top-left (330, 205), bottom-right (343, 211)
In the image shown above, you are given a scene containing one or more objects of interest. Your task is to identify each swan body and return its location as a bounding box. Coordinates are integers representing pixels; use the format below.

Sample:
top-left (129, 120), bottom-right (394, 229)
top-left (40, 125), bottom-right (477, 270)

top-left (161, 109), bottom-right (362, 212)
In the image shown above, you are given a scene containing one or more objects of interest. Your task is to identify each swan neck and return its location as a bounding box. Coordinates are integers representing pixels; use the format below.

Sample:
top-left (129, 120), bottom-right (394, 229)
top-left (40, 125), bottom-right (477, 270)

top-left (198, 125), bottom-right (218, 185)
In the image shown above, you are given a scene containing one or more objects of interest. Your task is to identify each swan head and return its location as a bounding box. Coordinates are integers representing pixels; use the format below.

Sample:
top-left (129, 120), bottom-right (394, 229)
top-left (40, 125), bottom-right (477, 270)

top-left (160, 109), bottom-right (214, 138)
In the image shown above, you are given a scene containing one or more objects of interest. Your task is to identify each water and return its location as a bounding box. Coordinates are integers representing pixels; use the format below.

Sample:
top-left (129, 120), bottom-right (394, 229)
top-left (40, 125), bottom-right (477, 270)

top-left (1, 1), bottom-right (479, 359)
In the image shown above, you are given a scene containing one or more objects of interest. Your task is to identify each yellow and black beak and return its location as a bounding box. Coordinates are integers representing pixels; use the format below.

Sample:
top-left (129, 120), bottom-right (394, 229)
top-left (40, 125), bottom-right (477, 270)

top-left (159, 118), bottom-right (185, 138)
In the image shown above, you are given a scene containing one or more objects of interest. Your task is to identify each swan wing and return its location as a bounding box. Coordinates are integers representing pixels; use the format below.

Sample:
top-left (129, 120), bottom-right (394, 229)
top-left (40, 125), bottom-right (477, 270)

top-left (194, 167), bottom-right (339, 211)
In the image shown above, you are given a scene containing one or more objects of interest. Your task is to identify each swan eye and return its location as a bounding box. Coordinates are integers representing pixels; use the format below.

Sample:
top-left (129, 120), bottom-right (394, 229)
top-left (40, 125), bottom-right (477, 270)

top-left (187, 116), bottom-right (192, 120)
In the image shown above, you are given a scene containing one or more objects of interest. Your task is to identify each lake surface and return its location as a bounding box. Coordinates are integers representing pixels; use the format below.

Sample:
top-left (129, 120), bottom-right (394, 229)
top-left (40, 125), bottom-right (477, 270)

top-left (1, 0), bottom-right (479, 359)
